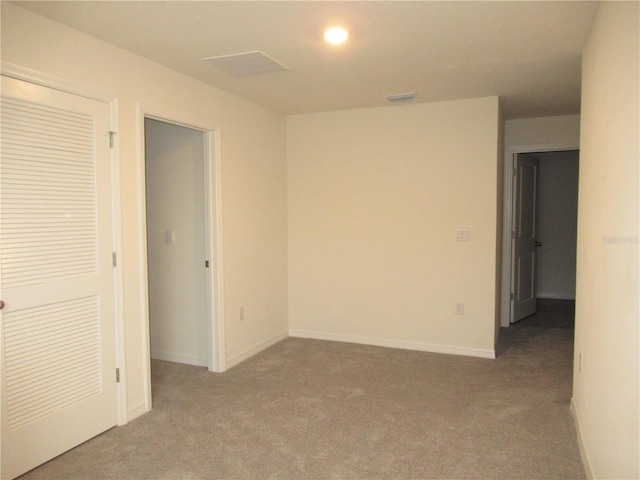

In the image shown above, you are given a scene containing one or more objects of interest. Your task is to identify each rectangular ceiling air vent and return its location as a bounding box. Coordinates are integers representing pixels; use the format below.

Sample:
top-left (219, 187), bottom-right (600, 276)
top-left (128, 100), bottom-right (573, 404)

top-left (386, 92), bottom-right (417, 103)
top-left (203, 51), bottom-right (287, 76)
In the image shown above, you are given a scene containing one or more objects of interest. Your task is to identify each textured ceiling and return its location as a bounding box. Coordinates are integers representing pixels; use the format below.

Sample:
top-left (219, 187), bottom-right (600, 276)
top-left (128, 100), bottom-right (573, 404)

top-left (15, 1), bottom-right (599, 118)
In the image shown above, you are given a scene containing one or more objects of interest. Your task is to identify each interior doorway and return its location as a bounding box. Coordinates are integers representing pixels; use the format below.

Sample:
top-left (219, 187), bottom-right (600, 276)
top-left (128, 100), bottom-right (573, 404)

top-left (502, 146), bottom-right (580, 326)
top-left (535, 150), bottom-right (580, 301)
top-left (144, 118), bottom-right (210, 367)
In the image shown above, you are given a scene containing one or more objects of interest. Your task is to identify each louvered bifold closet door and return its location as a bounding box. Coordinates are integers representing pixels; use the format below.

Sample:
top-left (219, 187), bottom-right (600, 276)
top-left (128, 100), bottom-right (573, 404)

top-left (2, 97), bottom-right (98, 288)
top-left (0, 75), bottom-right (117, 480)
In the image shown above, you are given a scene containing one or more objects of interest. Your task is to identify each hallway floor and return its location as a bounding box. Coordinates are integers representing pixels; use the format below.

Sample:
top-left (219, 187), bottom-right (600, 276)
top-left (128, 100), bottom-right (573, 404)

top-left (513, 298), bottom-right (575, 329)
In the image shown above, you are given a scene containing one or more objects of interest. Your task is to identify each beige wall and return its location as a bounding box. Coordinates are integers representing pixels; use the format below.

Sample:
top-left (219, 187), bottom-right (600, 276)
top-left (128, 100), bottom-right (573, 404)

top-left (505, 114), bottom-right (580, 148)
top-left (1, 3), bottom-right (289, 418)
top-left (495, 104), bottom-right (505, 342)
top-left (573, 2), bottom-right (639, 478)
top-left (288, 97), bottom-right (501, 357)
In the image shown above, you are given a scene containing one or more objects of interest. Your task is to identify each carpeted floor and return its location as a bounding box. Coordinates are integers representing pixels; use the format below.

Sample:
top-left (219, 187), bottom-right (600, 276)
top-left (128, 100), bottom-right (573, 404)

top-left (513, 298), bottom-right (575, 329)
top-left (19, 311), bottom-right (584, 479)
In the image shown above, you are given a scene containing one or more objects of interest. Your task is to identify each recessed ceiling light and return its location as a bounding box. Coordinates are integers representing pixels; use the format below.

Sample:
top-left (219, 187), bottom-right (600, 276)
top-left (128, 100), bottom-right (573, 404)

top-left (324, 27), bottom-right (349, 45)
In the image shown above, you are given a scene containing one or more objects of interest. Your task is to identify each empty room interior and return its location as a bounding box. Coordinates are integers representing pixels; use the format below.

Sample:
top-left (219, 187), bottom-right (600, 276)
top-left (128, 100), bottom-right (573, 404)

top-left (0, 1), bottom-right (638, 479)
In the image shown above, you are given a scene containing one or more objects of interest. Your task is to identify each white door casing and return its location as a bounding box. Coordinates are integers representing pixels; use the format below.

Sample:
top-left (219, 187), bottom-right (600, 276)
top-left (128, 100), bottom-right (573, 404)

top-left (0, 76), bottom-right (117, 479)
top-left (512, 154), bottom-right (539, 322)
top-left (137, 107), bottom-right (225, 382)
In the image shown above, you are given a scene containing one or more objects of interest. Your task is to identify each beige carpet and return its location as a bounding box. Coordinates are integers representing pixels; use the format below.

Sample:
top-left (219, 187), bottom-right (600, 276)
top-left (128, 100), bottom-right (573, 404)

top-left (19, 325), bottom-right (585, 479)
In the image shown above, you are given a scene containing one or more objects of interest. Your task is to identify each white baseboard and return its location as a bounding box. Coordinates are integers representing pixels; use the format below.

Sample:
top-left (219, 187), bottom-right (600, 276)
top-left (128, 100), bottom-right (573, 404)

top-left (225, 330), bottom-right (289, 370)
top-left (570, 398), bottom-right (594, 479)
top-left (127, 401), bottom-right (149, 422)
top-left (151, 350), bottom-right (208, 367)
top-left (289, 329), bottom-right (496, 359)
top-left (537, 293), bottom-right (576, 300)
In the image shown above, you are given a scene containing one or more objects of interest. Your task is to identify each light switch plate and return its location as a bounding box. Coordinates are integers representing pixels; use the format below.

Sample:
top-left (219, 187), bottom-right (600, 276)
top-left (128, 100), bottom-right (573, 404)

top-left (456, 229), bottom-right (470, 242)
top-left (165, 229), bottom-right (175, 244)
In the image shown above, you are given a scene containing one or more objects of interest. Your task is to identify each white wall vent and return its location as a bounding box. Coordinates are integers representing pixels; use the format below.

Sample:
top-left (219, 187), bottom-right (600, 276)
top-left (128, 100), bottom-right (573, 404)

top-left (203, 51), bottom-right (287, 76)
top-left (386, 92), bottom-right (418, 103)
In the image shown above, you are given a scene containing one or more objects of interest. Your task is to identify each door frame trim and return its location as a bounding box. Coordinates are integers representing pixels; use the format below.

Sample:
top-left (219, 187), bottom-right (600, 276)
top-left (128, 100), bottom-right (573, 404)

top-left (1, 62), bottom-right (117, 103)
top-left (136, 105), bottom-right (225, 412)
top-left (501, 143), bottom-right (580, 327)
top-left (0, 62), bottom-right (128, 425)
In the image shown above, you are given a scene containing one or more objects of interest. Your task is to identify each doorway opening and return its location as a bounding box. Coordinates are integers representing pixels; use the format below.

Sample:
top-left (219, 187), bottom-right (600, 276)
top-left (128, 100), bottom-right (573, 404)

top-left (501, 146), bottom-right (580, 327)
top-left (145, 118), bottom-right (209, 367)
top-left (142, 116), bottom-right (224, 409)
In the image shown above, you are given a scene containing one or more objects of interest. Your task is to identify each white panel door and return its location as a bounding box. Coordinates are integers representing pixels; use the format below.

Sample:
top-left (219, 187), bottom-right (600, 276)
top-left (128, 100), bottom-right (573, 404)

top-left (512, 154), bottom-right (539, 323)
top-left (0, 76), bottom-right (117, 479)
